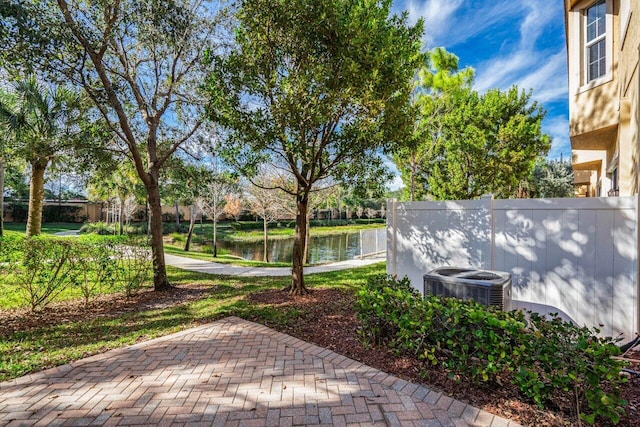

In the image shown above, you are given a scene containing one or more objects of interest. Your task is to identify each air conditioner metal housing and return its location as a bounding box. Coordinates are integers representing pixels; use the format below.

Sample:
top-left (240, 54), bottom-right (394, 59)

top-left (423, 268), bottom-right (512, 311)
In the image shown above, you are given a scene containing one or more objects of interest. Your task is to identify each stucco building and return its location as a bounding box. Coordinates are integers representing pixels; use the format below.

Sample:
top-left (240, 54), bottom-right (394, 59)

top-left (565, 0), bottom-right (639, 197)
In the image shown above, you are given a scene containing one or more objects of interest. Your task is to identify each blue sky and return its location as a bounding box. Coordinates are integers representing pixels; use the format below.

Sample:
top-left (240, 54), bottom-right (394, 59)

top-left (393, 0), bottom-right (570, 159)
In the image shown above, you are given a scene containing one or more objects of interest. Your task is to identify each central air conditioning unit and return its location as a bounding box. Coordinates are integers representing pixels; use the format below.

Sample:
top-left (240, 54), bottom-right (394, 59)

top-left (423, 268), bottom-right (512, 311)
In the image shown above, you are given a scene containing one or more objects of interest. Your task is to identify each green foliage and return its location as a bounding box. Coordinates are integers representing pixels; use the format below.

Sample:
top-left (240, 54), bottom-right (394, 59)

top-left (80, 222), bottom-right (131, 235)
top-left (114, 237), bottom-right (152, 297)
top-left (392, 47), bottom-right (550, 201)
top-left (357, 275), bottom-right (628, 425)
top-left (514, 312), bottom-right (626, 424)
top-left (206, 0), bottom-right (423, 289)
top-left (392, 47), bottom-right (474, 201)
top-left (0, 234), bottom-right (152, 309)
top-left (208, 0), bottom-right (423, 186)
top-left (522, 158), bottom-right (574, 199)
top-left (42, 205), bottom-right (85, 223)
top-left (7, 201), bottom-right (27, 222)
top-left (8, 236), bottom-right (80, 310)
top-left (69, 239), bottom-right (119, 305)
top-left (427, 87), bottom-right (551, 200)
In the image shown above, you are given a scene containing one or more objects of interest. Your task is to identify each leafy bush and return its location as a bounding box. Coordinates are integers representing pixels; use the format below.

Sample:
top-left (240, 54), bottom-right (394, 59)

top-left (42, 205), bottom-right (85, 222)
top-left (230, 221), bottom-right (291, 231)
top-left (80, 222), bottom-right (142, 235)
top-left (8, 202), bottom-right (28, 222)
top-left (113, 236), bottom-right (151, 297)
top-left (80, 222), bottom-right (119, 235)
top-left (10, 237), bottom-right (79, 311)
top-left (356, 274), bottom-right (628, 425)
top-left (0, 234), bottom-right (152, 308)
top-left (69, 239), bottom-right (120, 305)
top-left (0, 234), bottom-right (24, 287)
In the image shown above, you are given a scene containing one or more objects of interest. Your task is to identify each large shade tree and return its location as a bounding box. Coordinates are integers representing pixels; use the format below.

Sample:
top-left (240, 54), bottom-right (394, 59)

top-left (206, 0), bottom-right (423, 294)
top-left (37, 0), bottom-right (230, 290)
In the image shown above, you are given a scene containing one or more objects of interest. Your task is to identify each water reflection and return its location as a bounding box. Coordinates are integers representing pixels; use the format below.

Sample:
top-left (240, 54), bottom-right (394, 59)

top-left (217, 233), bottom-right (361, 264)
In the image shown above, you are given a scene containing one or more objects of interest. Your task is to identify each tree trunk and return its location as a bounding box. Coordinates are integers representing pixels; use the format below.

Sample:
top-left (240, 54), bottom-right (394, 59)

top-left (290, 192), bottom-right (310, 295)
top-left (146, 175), bottom-right (171, 291)
top-left (184, 206), bottom-right (196, 252)
top-left (118, 197), bottom-right (124, 235)
top-left (303, 213), bottom-right (310, 264)
top-left (175, 201), bottom-right (180, 228)
top-left (212, 217), bottom-right (218, 258)
top-left (146, 200), bottom-right (151, 237)
top-left (263, 216), bottom-right (269, 263)
top-left (26, 159), bottom-right (48, 237)
top-left (0, 158), bottom-right (4, 237)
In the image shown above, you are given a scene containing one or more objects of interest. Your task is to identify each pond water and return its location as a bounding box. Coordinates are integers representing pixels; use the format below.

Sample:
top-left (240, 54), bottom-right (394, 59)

top-left (217, 232), bottom-right (361, 264)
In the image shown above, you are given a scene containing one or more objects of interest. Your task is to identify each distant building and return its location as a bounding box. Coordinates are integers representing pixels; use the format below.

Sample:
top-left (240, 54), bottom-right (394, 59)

top-left (565, 0), bottom-right (638, 197)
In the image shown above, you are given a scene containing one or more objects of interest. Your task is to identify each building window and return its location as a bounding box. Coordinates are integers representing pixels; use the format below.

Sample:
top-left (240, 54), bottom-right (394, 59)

top-left (585, 0), bottom-right (606, 82)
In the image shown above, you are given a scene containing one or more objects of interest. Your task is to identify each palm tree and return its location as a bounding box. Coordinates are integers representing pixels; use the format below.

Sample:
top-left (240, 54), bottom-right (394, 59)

top-left (0, 77), bottom-right (85, 236)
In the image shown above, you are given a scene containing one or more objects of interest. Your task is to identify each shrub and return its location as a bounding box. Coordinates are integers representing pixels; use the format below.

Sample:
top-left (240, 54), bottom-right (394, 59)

top-left (80, 222), bottom-right (118, 235)
top-left (42, 205), bottom-right (85, 222)
top-left (356, 274), bottom-right (628, 425)
top-left (8, 202), bottom-right (28, 222)
top-left (80, 222), bottom-right (143, 235)
top-left (70, 238), bottom-right (120, 305)
top-left (230, 221), bottom-right (292, 231)
top-left (1, 234), bottom-right (152, 308)
top-left (10, 237), bottom-right (79, 311)
top-left (0, 234), bottom-right (24, 287)
top-left (113, 236), bottom-right (151, 297)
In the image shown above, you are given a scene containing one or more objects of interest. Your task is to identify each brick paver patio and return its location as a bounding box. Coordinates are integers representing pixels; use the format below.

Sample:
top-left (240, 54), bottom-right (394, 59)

top-left (0, 317), bottom-right (519, 426)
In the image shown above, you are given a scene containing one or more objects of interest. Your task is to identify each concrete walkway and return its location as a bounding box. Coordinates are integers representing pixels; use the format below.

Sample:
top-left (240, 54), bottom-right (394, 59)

top-left (0, 317), bottom-right (519, 427)
top-left (164, 253), bottom-right (385, 277)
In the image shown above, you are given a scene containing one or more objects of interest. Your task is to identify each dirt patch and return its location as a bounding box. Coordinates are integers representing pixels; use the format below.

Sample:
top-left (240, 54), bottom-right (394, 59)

top-left (0, 285), bottom-right (215, 336)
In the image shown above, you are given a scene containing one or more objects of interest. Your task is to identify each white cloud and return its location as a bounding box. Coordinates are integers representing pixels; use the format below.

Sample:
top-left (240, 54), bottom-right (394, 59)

top-left (405, 0), bottom-right (463, 44)
top-left (472, 2), bottom-right (567, 104)
top-left (474, 51), bottom-right (534, 92)
top-left (543, 115), bottom-right (571, 160)
top-left (519, 2), bottom-right (559, 49)
top-left (401, 0), bottom-right (570, 161)
top-left (419, 0), bottom-right (525, 47)
top-left (517, 50), bottom-right (568, 103)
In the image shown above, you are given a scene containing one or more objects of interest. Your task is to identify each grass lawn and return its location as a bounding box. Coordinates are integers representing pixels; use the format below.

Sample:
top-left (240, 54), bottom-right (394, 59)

top-left (0, 263), bottom-right (385, 382)
top-left (221, 222), bottom-right (384, 242)
top-left (164, 244), bottom-right (292, 267)
top-left (3, 222), bottom-right (83, 234)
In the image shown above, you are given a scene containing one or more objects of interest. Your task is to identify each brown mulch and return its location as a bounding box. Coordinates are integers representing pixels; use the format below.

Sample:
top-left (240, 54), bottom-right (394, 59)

top-left (1, 284), bottom-right (639, 427)
top-left (246, 288), bottom-right (640, 427)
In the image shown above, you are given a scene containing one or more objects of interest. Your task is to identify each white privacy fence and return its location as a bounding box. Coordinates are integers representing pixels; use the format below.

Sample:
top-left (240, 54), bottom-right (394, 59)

top-left (387, 196), bottom-right (639, 340)
top-left (359, 227), bottom-right (386, 258)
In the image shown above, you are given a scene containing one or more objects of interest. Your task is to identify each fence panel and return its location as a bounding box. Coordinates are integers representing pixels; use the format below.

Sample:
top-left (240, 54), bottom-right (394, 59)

top-left (387, 196), bottom-right (639, 339)
top-left (359, 227), bottom-right (387, 258)
top-left (387, 197), bottom-right (492, 288)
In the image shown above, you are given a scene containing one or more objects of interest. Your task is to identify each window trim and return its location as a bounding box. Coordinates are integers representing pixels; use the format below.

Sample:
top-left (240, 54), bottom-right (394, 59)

top-left (577, 0), bottom-right (613, 92)
top-left (584, 0), bottom-right (606, 82)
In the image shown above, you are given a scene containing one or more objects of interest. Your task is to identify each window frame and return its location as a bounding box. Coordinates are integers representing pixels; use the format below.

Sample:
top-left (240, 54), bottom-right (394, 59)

top-left (584, 0), bottom-right (606, 83)
top-left (575, 0), bottom-right (613, 92)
